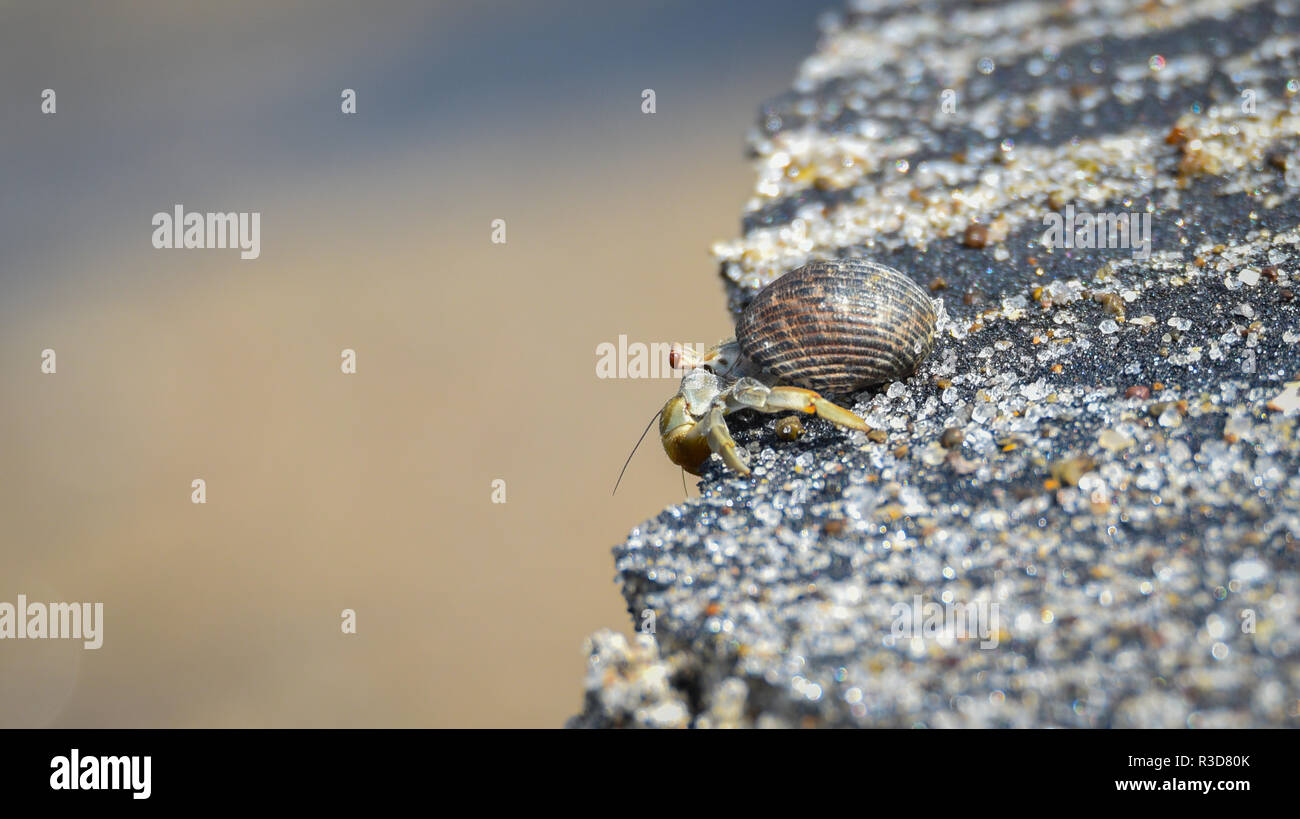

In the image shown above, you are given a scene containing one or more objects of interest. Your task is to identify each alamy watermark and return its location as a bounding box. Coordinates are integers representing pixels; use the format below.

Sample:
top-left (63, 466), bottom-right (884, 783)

top-left (151, 204), bottom-right (260, 260)
top-left (890, 595), bottom-right (999, 649)
top-left (1042, 204), bottom-right (1152, 260)
top-left (0, 594), bottom-right (103, 649)
top-left (50, 749), bottom-right (150, 800)
top-left (595, 335), bottom-right (706, 379)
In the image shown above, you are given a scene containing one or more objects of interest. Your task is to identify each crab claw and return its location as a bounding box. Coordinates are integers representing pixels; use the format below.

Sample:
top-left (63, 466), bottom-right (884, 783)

top-left (660, 384), bottom-right (750, 476)
top-left (659, 394), bottom-right (712, 474)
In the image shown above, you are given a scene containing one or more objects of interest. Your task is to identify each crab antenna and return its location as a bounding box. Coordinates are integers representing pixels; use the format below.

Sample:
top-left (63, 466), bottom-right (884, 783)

top-left (613, 407), bottom-right (664, 495)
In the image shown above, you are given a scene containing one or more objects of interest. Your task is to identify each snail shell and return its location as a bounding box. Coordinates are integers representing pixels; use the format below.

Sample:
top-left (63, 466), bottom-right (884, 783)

top-left (736, 259), bottom-right (936, 396)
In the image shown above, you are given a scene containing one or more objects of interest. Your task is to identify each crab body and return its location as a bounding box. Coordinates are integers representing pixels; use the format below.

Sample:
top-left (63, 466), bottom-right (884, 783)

top-left (661, 259), bottom-right (936, 476)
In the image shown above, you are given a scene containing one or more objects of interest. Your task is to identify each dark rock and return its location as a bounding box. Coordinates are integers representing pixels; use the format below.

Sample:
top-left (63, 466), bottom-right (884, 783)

top-left (574, 0), bottom-right (1300, 728)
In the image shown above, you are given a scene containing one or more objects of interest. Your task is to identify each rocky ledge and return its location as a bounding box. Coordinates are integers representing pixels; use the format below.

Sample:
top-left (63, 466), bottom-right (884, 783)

top-left (571, 0), bottom-right (1300, 728)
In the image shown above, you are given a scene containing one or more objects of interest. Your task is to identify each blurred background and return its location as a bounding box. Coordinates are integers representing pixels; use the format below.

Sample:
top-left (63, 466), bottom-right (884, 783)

top-left (0, 0), bottom-right (838, 726)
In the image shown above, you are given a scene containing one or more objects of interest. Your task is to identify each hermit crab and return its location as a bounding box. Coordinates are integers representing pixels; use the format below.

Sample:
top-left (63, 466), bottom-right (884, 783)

top-left (660, 259), bottom-right (937, 476)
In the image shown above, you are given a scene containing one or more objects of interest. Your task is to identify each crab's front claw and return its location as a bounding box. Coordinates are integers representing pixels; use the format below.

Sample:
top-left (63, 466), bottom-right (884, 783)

top-left (660, 396), bottom-right (750, 476)
top-left (659, 395), bottom-right (711, 475)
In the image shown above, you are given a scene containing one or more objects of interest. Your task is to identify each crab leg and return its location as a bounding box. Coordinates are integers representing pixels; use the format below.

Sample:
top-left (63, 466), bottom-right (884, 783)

top-left (727, 379), bottom-right (869, 432)
top-left (764, 386), bottom-right (870, 431)
top-left (703, 404), bottom-right (750, 475)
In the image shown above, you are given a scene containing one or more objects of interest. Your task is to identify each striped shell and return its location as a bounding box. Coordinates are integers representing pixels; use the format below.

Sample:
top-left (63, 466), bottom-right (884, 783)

top-left (736, 259), bottom-right (936, 396)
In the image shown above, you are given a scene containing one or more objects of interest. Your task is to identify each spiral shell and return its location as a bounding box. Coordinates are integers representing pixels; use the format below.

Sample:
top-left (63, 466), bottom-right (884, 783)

top-left (736, 259), bottom-right (936, 396)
